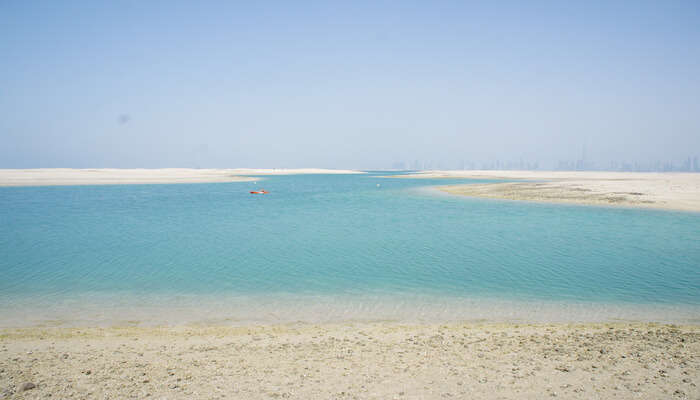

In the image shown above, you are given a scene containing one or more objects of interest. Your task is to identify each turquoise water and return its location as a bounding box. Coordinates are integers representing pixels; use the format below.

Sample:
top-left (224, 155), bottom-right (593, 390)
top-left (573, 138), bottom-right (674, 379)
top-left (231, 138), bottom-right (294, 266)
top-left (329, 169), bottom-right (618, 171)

top-left (1, 172), bottom-right (699, 326)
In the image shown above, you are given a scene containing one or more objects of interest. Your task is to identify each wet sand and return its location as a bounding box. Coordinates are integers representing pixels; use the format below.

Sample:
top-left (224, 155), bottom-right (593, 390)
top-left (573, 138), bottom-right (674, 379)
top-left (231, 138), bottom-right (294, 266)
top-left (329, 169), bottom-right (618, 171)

top-left (390, 171), bottom-right (700, 212)
top-left (0, 168), bottom-right (363, 187)
top-left (1, 322), bottom-right (698, 399)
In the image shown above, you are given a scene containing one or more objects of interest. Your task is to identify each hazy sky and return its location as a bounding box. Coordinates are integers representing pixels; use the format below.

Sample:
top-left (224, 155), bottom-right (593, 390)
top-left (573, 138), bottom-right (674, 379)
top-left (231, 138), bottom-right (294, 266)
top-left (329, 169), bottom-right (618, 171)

top-left (1, 1), bottom-right (699, 169)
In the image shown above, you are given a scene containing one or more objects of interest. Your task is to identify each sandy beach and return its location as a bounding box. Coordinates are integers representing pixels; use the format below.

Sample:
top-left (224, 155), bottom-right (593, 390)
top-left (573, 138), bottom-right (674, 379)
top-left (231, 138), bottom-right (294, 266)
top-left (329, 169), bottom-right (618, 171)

top-left (0, 168), bottom-right (363, 187)
top-left (1, 322), bottom-right (697, 399)
top-left (390, 170), bottom-right (700, 212)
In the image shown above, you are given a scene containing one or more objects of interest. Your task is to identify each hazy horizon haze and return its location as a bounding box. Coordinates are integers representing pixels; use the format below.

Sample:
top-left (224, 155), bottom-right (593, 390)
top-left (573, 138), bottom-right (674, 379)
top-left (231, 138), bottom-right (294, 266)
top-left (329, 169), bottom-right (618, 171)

top-left (2, 1), bottom-right (699, 170)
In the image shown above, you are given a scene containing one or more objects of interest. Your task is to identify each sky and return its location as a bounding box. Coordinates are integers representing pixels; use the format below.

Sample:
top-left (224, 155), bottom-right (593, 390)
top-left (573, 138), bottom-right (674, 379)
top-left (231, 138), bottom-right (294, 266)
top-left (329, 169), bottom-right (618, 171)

top-left (1, 1), bottom-right (699, 169)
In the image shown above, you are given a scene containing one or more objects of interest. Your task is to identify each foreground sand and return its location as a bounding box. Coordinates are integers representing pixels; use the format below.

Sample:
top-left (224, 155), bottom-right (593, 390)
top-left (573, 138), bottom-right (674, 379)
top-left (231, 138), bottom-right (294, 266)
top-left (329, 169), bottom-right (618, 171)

top-left (392, 170), bottom-right (700, 212)
top-left (1, 323), bottom-right (698, 399)
top-left (0, 168), bottom-right (363, 187)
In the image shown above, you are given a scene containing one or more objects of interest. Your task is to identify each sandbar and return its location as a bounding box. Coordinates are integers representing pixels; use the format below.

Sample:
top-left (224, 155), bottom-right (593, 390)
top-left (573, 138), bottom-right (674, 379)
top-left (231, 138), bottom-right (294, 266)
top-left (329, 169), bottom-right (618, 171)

top-left (228, 168), bottom-right (364, 175)
top-left (1, 322), bottom-right (697, 399)
top-left (0, 168), bottom-right (364, 187)
top-left (391, 170), bottom-right (700, 212)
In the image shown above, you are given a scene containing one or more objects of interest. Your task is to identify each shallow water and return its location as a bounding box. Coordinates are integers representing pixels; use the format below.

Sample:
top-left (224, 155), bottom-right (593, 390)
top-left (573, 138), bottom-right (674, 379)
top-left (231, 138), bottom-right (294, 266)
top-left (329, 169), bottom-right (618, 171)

top-left (1, 172), bottom-right (699, 326)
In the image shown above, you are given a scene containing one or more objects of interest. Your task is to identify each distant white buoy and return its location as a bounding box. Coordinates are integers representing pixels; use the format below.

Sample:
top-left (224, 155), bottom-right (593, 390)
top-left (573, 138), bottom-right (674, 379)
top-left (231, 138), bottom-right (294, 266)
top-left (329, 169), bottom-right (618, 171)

top-left (377, 183), bottom-right (380, 187)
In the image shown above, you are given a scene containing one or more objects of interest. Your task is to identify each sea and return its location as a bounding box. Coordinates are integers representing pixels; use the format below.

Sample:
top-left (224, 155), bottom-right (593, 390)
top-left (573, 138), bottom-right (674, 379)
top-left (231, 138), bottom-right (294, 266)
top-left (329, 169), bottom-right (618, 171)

top-left (1, 172), bottom-right (699, 326)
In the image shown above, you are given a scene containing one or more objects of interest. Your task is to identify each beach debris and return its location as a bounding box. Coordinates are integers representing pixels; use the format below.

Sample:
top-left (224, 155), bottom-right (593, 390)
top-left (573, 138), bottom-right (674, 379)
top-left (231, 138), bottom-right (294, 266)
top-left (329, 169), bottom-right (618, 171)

top-left (19, 382), bottom-right (36, 391)
top-left (555, 365), bottom-right (572, 372)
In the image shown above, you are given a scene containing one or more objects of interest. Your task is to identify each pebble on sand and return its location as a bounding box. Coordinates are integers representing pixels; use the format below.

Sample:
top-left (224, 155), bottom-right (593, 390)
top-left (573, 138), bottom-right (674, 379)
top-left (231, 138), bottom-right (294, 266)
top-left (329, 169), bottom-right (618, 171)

top-left (20, 382), bottom-right (36, 391)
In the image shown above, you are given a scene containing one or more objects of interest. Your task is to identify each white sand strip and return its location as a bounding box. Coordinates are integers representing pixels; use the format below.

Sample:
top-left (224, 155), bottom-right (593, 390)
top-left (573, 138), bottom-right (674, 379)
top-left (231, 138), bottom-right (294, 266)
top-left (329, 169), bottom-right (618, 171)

top-left (228, 168), bottom-right (364, 175)
top-left (0, 168), bottom-right (364, 187)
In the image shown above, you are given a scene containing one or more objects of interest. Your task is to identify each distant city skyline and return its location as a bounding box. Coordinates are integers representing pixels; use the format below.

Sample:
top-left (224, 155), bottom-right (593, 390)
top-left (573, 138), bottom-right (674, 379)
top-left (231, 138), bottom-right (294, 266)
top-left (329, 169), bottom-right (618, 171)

top-left (389, 154), bottom-right (700, 172)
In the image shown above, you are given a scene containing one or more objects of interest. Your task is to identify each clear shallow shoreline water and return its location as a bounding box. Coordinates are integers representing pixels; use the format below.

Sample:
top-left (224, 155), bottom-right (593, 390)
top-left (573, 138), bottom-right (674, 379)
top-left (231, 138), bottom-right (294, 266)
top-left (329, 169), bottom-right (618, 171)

top-left (1, 293), bottom-right (699, 328)
top-left (1, 172), bottom-right (699, 326)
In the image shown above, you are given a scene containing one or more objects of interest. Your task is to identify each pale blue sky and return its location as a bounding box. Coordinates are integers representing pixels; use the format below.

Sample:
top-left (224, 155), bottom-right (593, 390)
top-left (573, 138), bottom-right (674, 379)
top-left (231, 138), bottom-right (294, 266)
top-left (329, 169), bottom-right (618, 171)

top-left (1, 1), bottom-right (699, 169)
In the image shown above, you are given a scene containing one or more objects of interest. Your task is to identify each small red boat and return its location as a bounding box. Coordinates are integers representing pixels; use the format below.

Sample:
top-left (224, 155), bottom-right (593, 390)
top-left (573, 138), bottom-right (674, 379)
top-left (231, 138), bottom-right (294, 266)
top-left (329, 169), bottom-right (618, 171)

top-left (250, 190), bottom-right (269, 194)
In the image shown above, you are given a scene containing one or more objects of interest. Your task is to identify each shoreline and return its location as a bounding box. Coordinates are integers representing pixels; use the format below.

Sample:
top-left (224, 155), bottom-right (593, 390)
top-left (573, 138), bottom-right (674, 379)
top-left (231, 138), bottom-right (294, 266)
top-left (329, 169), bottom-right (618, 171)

top-left (2, 322), bottom-right (698, 399)
top-left (389, 170), bottom-right (700, 212)
top-left (0, 168), bottom-right (364, 187)
top-left (2, 293), bottom-right (700, 328)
